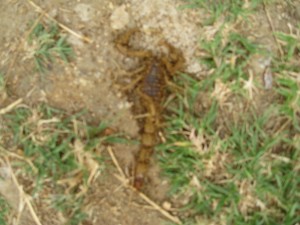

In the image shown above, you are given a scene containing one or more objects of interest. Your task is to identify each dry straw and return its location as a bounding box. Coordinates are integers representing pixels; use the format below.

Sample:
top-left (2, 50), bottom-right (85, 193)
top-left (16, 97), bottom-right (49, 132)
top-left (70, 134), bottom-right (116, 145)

top-left (107, 146), bottom-right (182, 225)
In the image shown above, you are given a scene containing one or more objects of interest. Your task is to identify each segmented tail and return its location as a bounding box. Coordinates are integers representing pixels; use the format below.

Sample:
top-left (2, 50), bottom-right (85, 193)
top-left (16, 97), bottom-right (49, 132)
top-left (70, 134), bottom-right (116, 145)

top-left (134, 116), bottom-right (157, 189)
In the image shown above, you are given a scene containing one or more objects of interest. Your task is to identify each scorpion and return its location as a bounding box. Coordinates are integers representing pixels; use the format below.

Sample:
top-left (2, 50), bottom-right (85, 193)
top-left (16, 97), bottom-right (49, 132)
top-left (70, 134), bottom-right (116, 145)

top-left (115, 29), bottom-right (185, 190)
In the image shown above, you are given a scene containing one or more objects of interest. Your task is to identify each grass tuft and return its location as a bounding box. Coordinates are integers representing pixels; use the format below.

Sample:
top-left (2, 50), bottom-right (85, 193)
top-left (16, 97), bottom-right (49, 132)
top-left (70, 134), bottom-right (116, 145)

top-left (181, 0), bottom-right (264, 23)
top-left (159, 26), bottom-right (300, 224)
top-left (0, 196), bottom-right (10, 225)
top-left (0, 73), bottom-right (4, 91)
top-left (3, 104), bottom-right (122, 224)
top-left (28, 22), bottom-right (73, 73)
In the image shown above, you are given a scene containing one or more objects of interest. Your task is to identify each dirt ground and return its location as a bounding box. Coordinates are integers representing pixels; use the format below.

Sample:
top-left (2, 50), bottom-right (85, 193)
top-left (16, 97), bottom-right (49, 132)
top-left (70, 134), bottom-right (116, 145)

top-left (0, 0), bottom-right (300, 224)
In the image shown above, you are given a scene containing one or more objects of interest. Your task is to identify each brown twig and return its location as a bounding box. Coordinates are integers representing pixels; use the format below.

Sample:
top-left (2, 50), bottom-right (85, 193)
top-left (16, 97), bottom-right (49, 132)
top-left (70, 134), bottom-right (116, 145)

top-left (0, 146), bottom-right (38, 174)
top-left (0, 98), bottom-right (23, 115)
top-left (4, 157), bottom-right (42, 225)
top-left (107, 146), bottom-right (182, 225)
top-left (27, 0), bottom-right (92, 43)
top-left (5, 14), bottom-right (43, 85)
top-left (137, 188), bottom-right (181, 224)
top-left (263, 1), bottom-right (284, 57)
top-left (107, 146), bottom-right (127, 179)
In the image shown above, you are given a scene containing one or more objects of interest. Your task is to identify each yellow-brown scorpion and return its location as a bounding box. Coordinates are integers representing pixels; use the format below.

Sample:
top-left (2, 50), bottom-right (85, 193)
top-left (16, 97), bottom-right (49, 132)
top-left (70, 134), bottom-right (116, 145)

top-left (115, 29), bottom-right (185, 190)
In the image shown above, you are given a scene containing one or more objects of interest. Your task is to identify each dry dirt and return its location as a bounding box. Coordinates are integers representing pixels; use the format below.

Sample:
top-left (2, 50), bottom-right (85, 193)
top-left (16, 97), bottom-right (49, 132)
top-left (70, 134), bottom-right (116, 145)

top-left (0, 0), bottom-right (300, 224)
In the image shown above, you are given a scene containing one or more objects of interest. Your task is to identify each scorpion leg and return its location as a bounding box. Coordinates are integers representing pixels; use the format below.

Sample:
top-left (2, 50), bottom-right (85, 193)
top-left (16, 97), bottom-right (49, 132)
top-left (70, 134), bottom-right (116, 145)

top-left (119, 72), bottom-right (143, 92)
top-left (118, 64), bottom-right (150, 92)
top-left (158, 40), bottom-right (185, 74)
top-left (163, 72), bottom-right (184, 94)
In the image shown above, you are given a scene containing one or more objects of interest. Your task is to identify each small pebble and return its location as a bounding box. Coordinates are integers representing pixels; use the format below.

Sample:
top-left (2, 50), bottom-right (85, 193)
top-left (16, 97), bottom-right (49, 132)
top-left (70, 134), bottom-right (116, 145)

top-left (162, 201), bottom-right (172, 210)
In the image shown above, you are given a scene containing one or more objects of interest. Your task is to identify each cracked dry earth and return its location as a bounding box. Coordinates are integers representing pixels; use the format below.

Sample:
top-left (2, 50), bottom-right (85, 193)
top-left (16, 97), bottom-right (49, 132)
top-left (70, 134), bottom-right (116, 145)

top-left (1, 0), bottom-right (300, 224)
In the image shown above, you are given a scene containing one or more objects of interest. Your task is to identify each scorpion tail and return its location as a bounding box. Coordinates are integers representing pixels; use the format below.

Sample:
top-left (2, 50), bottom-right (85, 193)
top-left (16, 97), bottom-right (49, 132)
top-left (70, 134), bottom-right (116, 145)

top-left (134, 146), bottom-right (154, 189)
top-left (134, 117), bottom-right (157, 190)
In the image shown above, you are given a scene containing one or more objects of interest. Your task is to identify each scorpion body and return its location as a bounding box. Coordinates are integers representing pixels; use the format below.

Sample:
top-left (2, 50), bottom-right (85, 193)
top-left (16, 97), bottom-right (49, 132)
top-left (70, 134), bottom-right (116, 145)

top-left (141, 61), bottom-right (163, 101)
top-left (115, 29), bottom-right (184, 190)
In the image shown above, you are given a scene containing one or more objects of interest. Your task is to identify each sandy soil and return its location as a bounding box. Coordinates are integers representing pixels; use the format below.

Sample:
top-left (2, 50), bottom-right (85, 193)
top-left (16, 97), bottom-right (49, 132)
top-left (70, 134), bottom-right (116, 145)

top-left (0, 0), bottom-right (300, 224)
